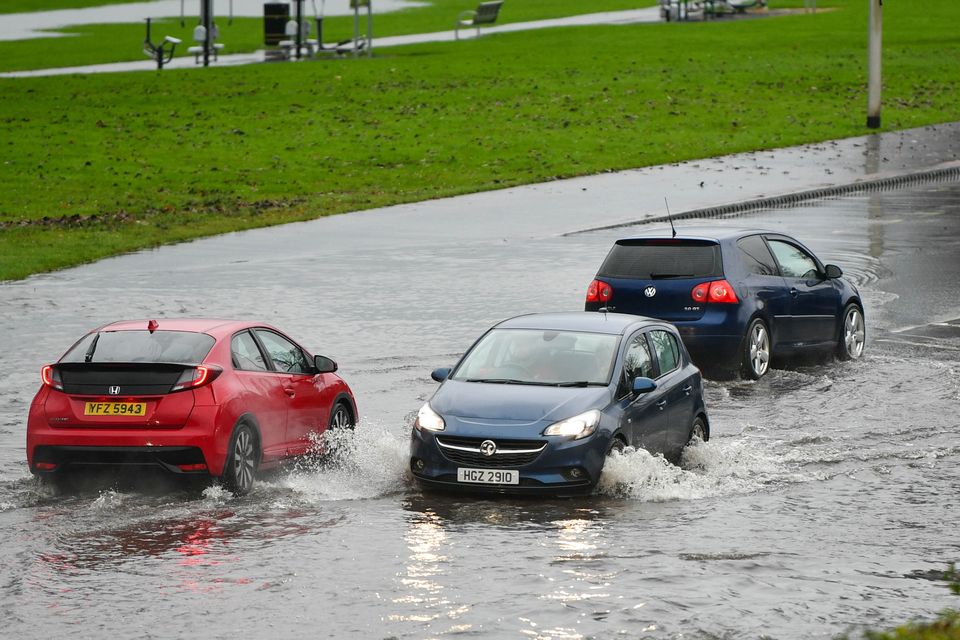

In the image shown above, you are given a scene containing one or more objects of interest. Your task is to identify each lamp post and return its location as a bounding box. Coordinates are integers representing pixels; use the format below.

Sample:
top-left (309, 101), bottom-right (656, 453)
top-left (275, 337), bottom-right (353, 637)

top-left (866, 0), bottom-right (882, 128)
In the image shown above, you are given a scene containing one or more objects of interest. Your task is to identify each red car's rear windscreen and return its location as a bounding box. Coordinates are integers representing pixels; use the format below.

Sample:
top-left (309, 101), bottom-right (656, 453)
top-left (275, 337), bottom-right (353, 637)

top-left (61, 330), bottom-right (215, 364)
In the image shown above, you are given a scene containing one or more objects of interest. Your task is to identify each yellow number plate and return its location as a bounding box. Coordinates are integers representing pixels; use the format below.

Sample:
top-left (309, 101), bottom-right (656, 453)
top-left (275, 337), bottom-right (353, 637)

top-left (84, 402), bottom-right (147, 416)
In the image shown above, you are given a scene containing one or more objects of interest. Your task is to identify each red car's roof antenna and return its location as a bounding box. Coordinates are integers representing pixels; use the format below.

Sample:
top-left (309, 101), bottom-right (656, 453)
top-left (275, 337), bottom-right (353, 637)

top-left (147, 319), bottom-right (159, 333)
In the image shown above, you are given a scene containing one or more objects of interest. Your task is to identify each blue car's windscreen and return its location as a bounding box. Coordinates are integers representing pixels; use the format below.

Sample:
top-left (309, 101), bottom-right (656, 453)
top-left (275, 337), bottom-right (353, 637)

top-left (451, 329), bottom-right (619, 386)
top-left (599, 240), bottom-right (722, 279)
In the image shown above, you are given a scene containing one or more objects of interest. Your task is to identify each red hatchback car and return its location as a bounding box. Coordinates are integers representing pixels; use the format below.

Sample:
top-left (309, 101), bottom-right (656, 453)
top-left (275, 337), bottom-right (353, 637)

top-left (27, 319), bottom-right (357, 495)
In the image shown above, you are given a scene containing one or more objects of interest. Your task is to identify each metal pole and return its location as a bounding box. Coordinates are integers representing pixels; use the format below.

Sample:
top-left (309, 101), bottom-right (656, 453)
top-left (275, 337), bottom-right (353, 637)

top-left (866, 0), bottom-right (882, 128)
top-left (353, 2), bottom-right (359, 58)
top-left (295, 0), bottom-right (303, 60)
top-left (202, 0), bottom-right (211, 67)
top-left (366, 1), bottom-right (372, 57)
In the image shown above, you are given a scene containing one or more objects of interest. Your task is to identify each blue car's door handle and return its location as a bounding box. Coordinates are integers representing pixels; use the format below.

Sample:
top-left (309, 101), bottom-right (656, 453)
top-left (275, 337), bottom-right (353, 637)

top-left (656, 399), bottom-right (667, 410)
top-left (682, 385), bottom-right (692, 395)
top-left (789, 287), bottom-right (799, 297)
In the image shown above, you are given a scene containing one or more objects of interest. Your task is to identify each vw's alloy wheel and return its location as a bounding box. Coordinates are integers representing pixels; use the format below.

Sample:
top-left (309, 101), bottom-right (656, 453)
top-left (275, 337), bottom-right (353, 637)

top-left (839, 304), bottom-right (866, 360)
top-left (743, 319), bottom-right (771, 380)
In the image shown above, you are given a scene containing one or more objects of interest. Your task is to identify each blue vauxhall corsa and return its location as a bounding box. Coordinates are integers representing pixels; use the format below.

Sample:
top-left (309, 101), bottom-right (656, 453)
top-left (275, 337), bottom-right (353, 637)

top-left (584, 227), bottom-right (866, 379)
top-left (409, 312), bottom-right (709, 496)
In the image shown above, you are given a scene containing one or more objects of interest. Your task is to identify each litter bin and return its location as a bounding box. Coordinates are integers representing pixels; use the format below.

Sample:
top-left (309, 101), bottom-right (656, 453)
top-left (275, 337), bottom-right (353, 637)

top-left (264, 3), bottom-right (290, 45)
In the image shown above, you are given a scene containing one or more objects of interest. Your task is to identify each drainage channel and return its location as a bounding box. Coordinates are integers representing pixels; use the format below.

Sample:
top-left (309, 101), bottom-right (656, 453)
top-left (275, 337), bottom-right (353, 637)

top-left (566, 162), bottom-right (960, 236)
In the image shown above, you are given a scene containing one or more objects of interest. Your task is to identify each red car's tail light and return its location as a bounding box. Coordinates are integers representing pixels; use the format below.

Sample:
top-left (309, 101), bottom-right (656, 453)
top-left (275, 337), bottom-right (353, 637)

top-left (41, 365), bottom-right (63, 390)
top-left (691, 279), bottom-right (739, 304)
top-left (170, 365), bottom-right (222, 392)
top-left (586, 279), bottom-right (613, 303)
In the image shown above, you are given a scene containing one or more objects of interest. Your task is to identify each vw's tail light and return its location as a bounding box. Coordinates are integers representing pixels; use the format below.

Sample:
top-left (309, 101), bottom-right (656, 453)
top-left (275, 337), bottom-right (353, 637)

top-left (171, 365), bottom-right (222, 392)
top-left (41, 365), bottom-right (63, 390)
top-left (586, 279), bottom-right (613, 303)
top-left (691, 279), bottom-right (739, 304)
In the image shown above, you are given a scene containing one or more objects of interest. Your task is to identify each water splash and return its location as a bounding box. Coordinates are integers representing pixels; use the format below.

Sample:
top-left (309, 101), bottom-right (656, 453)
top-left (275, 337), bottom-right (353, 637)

top-left (596, 438), bottom-right (793, 501)
top-left (201, 484), bottom-right (234, 503)
top-left (276, 421), bottom-right (413, 502)
top-left (89, 489), bottom-right (127, 510)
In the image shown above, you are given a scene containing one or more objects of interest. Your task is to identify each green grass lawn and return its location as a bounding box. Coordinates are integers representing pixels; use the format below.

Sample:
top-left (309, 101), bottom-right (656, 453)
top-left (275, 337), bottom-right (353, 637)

top-left (0, 0), bottom-right (958, 281)
top-left (0, 0), bottom-right (655, 73)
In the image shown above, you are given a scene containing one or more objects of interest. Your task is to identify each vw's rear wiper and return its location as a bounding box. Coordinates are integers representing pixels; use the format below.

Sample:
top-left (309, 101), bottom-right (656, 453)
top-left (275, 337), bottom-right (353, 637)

top-left (649, 272), bottom-right (693, 279)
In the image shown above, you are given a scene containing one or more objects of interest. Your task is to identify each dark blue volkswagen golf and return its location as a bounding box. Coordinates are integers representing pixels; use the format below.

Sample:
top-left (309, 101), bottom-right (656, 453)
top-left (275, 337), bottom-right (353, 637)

top-left (409, 312), bottom-right (709, 496)
top-left (584, 228), bottom-right (866, 379)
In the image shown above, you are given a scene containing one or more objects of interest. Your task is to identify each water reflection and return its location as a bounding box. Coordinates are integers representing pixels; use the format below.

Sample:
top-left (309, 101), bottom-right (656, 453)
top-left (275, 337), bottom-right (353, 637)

top-left (391, 505), bottom-right (468, 630)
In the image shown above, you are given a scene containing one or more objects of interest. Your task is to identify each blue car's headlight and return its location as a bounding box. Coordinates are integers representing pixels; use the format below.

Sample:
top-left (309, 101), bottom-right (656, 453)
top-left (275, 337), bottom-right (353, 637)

top-left (542, 410), bottom-right (601, 439)
top-left (414, 403), bottom-right (445, 432)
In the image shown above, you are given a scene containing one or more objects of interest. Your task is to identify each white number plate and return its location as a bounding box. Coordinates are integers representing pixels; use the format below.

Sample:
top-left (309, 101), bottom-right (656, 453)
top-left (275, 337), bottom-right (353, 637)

top-left (457, 468), bottom-right (519, 485)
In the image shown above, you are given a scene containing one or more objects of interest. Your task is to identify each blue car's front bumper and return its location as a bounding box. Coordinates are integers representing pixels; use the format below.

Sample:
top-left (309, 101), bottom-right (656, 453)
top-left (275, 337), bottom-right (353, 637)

top-left (409, 426), bottom-right (608, 497)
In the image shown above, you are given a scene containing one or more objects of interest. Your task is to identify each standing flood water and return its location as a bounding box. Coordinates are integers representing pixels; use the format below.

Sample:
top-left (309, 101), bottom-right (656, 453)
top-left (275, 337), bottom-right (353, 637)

top-left (0, 182), bottom-right (958, 639)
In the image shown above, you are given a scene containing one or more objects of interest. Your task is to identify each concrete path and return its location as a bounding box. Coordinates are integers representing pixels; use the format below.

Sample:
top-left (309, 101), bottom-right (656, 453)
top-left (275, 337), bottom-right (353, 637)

top-left (0, 7), bottom-right (661, 78)
top-left (0, 0), bottom-right (420, 41)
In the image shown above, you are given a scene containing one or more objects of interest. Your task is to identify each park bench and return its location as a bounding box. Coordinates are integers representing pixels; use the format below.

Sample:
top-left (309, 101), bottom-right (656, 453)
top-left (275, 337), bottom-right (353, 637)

top-left (278, 18), bottom-right (315, 59)
top-left (187, 24), bottom-right (224, 63)
top-left (455, 1), bottom-right (504, 40)
top-left (660, 0), bottom-right (761, 21)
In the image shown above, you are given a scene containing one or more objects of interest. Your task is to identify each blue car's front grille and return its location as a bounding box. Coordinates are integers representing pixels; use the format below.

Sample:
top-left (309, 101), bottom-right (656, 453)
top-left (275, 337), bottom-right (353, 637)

top-left (435, 436), bottom-right (547, 468)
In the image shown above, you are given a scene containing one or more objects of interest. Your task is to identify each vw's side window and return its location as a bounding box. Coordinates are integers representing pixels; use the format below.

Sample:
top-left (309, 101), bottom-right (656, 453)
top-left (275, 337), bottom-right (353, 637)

top-left (649, 330), bottom-right (680, 376)
top-left (767, 240), bottom-right (820, 280)
top-left (231, 331), bottom-right (268, 371)
top-left (255, 330), bottom-right (312, 374)
top-left (737, 235), bottom-right (779, 276)
top-left (619, 334), bottom-right (655, 397)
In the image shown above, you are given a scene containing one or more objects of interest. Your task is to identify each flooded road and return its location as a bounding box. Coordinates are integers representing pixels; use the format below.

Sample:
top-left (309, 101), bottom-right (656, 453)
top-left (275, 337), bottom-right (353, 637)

top-left (1, 180), bottom-right (958, 639)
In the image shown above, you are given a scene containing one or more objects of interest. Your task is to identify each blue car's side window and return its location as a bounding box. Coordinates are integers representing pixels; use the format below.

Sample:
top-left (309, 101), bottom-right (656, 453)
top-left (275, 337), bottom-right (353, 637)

top-left (737, 235), bottom-right (779, 276)
top-left (618, 334), bottom-right (655, 397)
top-left (768, 240), bottom-right (821, 280)
top-left (649, 330), bottom-right (680, 377)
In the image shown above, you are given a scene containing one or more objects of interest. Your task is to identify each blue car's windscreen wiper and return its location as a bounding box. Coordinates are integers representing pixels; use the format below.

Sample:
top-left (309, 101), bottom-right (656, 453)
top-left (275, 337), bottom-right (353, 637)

top-left (464, 378), bottom-right (550, 386)
top-left (552, 381), bottom-right (606, 387)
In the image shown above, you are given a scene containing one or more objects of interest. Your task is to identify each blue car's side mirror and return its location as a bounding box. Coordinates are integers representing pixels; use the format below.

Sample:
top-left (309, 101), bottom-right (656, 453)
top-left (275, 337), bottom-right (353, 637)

top-left (824, 264), bottom-right (843, 279)
top-left (431, 367), bottom-right (452, 382)
top-left (632, 376), bottom-right (657, 394)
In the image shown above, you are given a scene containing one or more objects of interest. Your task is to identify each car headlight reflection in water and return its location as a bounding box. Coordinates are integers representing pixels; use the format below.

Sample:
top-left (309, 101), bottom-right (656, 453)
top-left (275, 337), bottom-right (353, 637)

top-left (414, 403), bottom-right (446, 432)
top-left (543, 410), bottom-right (601, 439)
